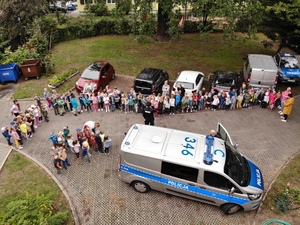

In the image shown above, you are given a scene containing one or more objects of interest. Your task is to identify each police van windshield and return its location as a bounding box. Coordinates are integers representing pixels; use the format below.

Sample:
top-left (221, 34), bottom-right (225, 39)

top-left (224, 143), bottom-right (250, 187)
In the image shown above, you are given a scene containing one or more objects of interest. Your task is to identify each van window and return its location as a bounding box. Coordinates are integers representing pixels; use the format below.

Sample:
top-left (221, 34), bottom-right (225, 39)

top-left (224, 144), bottom-right (250, 187)
top-left (161, 161), bottom-right (198, 182)
top-left (204, 171), bottom-right (242, 193)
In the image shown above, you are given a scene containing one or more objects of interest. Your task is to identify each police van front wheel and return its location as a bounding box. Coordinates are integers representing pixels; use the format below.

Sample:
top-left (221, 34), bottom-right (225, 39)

top-left (132, 181), bottom-right (151, 193)
top-left (220, 203), bottom-right (242, 215)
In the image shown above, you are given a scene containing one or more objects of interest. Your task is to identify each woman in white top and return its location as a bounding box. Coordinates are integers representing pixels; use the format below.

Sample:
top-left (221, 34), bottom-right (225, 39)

top-left (162, 80), bottom-right (170, 97)
top-left (83, 81), bottom-right (94, 93)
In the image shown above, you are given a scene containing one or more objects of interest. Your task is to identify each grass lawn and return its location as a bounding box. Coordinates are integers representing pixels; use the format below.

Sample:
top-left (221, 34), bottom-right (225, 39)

top-left (0, 152), bottom-right (73, 224)
top-left (256, 152), bottom-right (300, 224)
top-left (12, 33), bottom-right (275, 99)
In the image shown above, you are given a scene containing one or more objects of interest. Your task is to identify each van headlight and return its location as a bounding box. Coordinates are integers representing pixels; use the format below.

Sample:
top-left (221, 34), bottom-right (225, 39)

top-left (248, 193), bottom-right (261, 200)
top-left (76, 81), bottom-right (79, 86)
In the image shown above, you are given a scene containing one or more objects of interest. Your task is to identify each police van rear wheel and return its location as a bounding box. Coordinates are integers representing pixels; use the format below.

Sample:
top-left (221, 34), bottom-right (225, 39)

top-left (132, 181), bottom-right (150, 193)
top-left (220, 203), bottom-right (241, 215)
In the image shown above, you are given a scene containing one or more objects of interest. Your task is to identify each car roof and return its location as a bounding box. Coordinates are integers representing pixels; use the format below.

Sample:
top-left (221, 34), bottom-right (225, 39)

top-left (80, 61), bottom-right (109, 79)
top-left (136, 68), bottom-right (166, 80)
top-left (214, 71), bottom-right (237, 78)
top-left (122, 124), bottom-right (226, 173)
top-left (89, 61), bottom-right (108, 70)
top-left (177, 70), bottom-right (204, 82)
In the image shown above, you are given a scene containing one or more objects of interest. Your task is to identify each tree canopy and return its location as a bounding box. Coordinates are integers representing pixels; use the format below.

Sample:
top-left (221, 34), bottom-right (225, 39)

top-left (261, 0), bottom-right (300, 53)
top-left (132, 0), bottom-right (265, 41)
top-left (0, 0), bottom-right (48, 50)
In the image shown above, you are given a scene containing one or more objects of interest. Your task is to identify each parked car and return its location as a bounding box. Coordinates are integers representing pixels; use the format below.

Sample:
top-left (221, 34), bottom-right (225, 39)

top-left (49, 1), bottom-right (67, 13)
top-left (75, 61), bottom-right (115, 93)
top-left (66, 0), bottom-right (77, 8)
top-left (242, 54), bottom-right (278, 90)
top-left (211, 71), bottom-right (240, 94)
top-left (134, 68), bottom-right (169, 95)
top-left (66, 4), bottom-right (76, 10)
top-left (274, 53), bottom-right (300, 83)
top-left (172, 70), bottom-right (205, 96)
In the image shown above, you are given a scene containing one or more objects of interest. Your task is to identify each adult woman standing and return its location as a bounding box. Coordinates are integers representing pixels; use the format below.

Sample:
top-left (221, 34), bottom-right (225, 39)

top-left (162, 80), bottom-right (170, 97)
top-left (281, 93), bottom-right (294, 122)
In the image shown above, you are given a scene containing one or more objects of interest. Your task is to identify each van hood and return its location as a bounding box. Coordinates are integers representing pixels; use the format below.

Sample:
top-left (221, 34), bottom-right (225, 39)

top-left (280, 68), bottom-right (300, 78)
top-left (247, 159), bottom-right (264, 191)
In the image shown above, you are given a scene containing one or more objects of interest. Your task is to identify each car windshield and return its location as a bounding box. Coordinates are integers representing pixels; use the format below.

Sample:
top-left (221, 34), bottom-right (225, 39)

top-left (215, 73), bottom-right (235, 87)
top-left (81, 62), bottom-right (104, 79)
top-left (176, 81), bottom-right (194, 89)
top-left (281, 56), bottom-right (300, 69)
top-left (224, 143), bottom-right (250, 187)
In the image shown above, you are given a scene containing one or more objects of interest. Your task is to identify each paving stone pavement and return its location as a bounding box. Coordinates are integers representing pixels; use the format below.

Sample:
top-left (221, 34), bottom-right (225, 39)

top-left (0, 76), bottom-right (299, 225)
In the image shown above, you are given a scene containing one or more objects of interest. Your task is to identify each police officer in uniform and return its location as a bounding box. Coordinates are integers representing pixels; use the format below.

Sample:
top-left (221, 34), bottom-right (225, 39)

top-left (143, 102), bottom-right (155, 125)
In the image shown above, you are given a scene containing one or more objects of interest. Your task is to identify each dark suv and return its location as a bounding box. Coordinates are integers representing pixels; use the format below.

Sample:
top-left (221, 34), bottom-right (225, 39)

top-left (211, 70), bottom-right (240, 94)
top-left (134, 68), bottom-right (169, 95)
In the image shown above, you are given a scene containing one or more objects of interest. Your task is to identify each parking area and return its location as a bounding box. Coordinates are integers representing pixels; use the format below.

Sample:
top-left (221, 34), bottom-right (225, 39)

top-left (0, 75), bottom-right (300, 224)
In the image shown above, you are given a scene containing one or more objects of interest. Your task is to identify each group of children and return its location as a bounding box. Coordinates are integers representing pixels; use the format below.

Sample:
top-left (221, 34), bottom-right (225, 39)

top-left (2, 100), bottom-right (48, 149)
top-left (48, 123), bottom-right (112, 174)
top-left (43, 86), bottom-right (125, 116)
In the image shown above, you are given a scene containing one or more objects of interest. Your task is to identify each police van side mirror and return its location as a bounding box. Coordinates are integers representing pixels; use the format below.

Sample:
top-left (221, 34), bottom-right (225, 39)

top-left (234, 144), bottom-right (238, 149)
top-left (229, 187), bottom-right (235, 195)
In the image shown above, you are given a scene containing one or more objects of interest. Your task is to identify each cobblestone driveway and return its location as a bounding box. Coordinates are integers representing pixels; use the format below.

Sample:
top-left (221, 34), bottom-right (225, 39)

top-left (0, 75), bottom-right (299, 225)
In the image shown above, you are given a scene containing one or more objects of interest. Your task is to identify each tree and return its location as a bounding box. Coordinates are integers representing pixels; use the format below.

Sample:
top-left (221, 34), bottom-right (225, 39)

top-left (0, 0), bottom-right (48, 50)
top-left (190, 0), bottom-right (264, 40)
top-left (132, 0), bottom-right (183, 41)
top-left (132, 0), bottom-right (264, 42)
top-left (156, 0), bottom-right (173, 41)
top-left (261, 0), bottom-right (300, 53)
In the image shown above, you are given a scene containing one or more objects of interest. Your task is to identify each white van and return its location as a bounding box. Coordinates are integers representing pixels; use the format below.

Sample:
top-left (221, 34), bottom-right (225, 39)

top-left (242, 54), bottom-right (278, 90)
top-left (118, 124), bottom-right (264, 215)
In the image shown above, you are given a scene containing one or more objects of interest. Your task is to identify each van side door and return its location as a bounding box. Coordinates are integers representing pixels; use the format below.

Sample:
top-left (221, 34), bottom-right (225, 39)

top-left (217, 123), bottom-right (234, 146)
top-left (161, 161), bottom-right (199, 199)
top-left (202, 171), bottom-right (246, 206)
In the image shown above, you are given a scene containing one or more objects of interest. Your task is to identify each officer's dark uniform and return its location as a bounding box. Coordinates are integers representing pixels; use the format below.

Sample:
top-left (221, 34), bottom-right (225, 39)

top-left (143, 103), bottom-right (155, 126)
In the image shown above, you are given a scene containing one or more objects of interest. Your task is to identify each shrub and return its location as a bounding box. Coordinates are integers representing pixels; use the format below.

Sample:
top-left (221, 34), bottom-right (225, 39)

top-left (274, 182), bottom-right (300, 213)
top-left (115, 0), bottom-right (132, 15)
top-left (183, 20), bottom-right (201, 33)
top-left (48, 68), bottom-right (78, 86)
top-left (275, 192), bottom-right (291, 213)
top-left (0, 46), bottom-right (38, 65)
top-left (1, 193), bottom-right (69, 225)
top-left (113, 18), bottom-right (132, 35)
top-left (85, 2), bottom-right (109, 16)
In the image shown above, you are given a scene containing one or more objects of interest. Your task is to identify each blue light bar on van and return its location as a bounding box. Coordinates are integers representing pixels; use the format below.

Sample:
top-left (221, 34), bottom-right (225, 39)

top-left (204, 135), bottom-right (214, 165)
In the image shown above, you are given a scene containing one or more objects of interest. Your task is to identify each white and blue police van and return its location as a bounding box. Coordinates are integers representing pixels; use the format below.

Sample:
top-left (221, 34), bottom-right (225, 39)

top-left (118, 123), bottom-right (264, 215)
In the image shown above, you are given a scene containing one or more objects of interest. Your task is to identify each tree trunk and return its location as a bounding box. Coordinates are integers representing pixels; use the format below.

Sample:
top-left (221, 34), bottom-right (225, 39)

top-left (10, 35), bottom-right (21, 52)
top-left (156, 3), bottom-right (170, 42)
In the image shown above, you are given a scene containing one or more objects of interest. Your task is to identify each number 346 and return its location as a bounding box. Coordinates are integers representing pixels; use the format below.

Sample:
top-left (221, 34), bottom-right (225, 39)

top-left (182, 137), bottom-right (196, 156)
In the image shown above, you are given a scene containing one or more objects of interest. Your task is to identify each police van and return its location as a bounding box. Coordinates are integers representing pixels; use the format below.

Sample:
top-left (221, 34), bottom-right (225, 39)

top-left (118, 124), bottom-right (264, 215)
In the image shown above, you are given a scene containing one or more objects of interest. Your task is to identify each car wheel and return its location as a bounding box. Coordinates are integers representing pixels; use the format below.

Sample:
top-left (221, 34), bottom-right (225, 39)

top-left (131, 181), bottom-right (151, 193)
top-left (111, 72), bottom-right (115, 80)
top-left (220, 203), bottom-right (242, 215)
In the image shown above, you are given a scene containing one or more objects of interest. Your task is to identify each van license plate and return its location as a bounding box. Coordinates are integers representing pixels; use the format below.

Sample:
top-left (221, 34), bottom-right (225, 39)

top-left (288, 79), bottom-right (295, 82)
